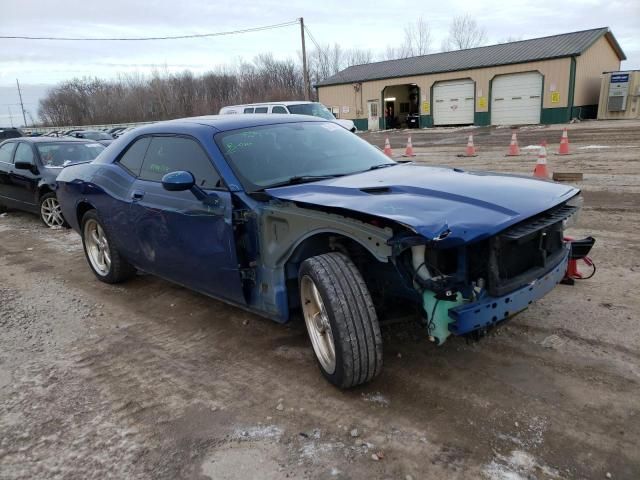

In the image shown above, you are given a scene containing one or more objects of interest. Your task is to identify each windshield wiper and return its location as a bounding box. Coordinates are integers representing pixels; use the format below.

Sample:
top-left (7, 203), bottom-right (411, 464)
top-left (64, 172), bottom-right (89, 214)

top-left (367, 163), bottom-right (397, 171)
top-left (264, 174), bottom-right (344, 189)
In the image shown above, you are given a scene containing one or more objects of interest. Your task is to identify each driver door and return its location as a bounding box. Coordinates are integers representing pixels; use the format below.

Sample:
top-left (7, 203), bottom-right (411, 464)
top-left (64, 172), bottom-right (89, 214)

top-left (128, 135), bottom-right (245, 304)
top-left (7, 142), bottom-right (39, 208)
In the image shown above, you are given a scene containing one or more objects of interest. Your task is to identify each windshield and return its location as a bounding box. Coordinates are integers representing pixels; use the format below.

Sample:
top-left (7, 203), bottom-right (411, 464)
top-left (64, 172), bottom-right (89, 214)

top-left (37, 142), bottom-right (105, 167)
top-left (287, 103), bottom-right (335, 120)
top-left (215, 122), bottom-right (395, 191)
top-left (82, 131), bottom-right (112, 140)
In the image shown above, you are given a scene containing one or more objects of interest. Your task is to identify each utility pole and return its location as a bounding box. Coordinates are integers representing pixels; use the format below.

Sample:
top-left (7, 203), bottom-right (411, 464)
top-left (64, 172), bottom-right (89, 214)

top-left (7, 106), bottom-right (14, 127)
top-left (16, 79), bottom-right (27, 127)
top-left (300, 17), bottom-right (310, 101)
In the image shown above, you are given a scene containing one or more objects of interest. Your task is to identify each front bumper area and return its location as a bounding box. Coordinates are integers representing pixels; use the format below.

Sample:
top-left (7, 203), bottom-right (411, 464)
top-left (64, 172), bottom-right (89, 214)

top-left (448, 245), bottom-right (570, 336)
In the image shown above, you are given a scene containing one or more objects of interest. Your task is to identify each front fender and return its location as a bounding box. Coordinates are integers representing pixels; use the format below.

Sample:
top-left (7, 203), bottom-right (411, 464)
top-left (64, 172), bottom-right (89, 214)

top-left (260, 201), bottom-right (393, 268)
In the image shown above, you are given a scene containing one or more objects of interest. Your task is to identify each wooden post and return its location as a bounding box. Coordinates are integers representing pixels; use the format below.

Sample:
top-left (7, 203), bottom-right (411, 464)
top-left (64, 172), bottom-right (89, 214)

top-left (300, 17), bottom-right (310, 100)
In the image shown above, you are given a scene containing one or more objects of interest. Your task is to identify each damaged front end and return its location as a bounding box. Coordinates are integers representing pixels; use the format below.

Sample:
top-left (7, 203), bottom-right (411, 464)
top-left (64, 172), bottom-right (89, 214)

top-left (393, 196), bottom-right (582, 345)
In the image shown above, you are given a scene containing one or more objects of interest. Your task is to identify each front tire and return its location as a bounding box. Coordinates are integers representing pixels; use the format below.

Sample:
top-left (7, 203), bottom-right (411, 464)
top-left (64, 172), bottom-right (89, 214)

top-left (39, 192), bottom-right (67, 228)
top-left (81, 210), bottom-right (135, 284)
top-left (299, 252), bottom-right (383, 388)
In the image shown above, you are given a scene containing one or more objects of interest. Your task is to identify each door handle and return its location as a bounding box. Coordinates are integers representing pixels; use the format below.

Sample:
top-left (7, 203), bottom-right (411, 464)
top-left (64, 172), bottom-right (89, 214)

top-left (131, 189), bottom-right (145, 201)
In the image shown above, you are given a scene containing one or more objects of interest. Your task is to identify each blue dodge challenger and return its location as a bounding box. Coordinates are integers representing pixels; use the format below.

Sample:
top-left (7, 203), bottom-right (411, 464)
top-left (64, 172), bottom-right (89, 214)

top-left (56, 114), bottom-right (582, 388)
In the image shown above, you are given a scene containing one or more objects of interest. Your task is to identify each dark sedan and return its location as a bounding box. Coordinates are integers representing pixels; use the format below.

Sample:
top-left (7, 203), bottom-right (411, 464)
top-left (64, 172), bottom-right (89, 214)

top-left (0, 137), bottom-right (105, 227)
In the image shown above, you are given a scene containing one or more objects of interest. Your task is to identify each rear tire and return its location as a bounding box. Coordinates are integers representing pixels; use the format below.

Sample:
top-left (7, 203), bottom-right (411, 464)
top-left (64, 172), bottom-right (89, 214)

top-left (299, 252), bottom-right (383, 388)
top-left (81, 210), bottom-right (135, 284)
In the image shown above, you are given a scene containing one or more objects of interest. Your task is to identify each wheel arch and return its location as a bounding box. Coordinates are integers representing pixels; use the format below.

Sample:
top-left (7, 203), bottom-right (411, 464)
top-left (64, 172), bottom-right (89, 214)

top-left (282, 230), bottom-right (387, 312)
top-left (37, 183), bottom-right (54, 197)
top-left (36, 182), bottom-right (56, 204)
top-left (76, 200), bottom-right (96, 227)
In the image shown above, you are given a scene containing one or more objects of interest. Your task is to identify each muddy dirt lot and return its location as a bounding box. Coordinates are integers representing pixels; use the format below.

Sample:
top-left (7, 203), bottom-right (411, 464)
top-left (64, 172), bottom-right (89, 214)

top-left (1, 119), bottom-right (639, 479)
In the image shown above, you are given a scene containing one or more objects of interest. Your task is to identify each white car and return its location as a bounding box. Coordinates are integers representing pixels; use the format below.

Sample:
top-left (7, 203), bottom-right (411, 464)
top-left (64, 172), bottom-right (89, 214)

top-left (219, 101), bottom-right (356, 132)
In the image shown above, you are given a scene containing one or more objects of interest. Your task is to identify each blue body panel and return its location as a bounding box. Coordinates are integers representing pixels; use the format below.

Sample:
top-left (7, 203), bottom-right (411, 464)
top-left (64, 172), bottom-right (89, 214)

top-left (448, 246), bottom-right (570, 334)
top-left (267, 164), bottom-right (579, 248)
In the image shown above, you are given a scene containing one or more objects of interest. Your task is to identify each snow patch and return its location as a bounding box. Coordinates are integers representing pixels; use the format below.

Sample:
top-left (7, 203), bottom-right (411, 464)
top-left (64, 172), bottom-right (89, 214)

top-left (234, 425), bottom-right (283, 440)
top-left (482, 450), bottom-right (560, 479)
top-left (362, 392), bottom-right (390, 406)
top-left (298, 441), bottom-right (345, 462)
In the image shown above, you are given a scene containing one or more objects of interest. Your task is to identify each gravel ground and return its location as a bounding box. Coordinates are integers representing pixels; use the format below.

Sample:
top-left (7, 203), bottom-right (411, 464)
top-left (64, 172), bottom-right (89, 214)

top-left (1, 119), bottom-right (639, 479)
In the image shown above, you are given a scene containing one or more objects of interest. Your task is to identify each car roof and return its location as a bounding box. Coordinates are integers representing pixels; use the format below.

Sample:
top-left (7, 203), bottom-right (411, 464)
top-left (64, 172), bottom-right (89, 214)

top-left (2, 136), bottom-right (98, 144)
top-left (222, 101), bottom-right (320, 109)
top-left (140, 113), bottom-right (327, 133)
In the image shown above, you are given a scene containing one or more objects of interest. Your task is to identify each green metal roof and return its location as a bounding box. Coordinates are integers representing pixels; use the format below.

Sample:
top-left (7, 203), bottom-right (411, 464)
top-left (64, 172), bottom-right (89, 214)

top-left (316, 27), bottom-right (625, 87)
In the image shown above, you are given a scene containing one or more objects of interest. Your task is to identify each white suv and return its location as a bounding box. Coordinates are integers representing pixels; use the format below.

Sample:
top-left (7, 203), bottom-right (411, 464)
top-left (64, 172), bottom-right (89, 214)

top-left (219, 101), bottom-right (356, 132)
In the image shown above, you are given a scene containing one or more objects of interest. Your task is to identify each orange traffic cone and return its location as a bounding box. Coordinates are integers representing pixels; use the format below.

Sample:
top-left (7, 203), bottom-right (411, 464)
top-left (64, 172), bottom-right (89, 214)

top-left (464, 135), bottom-right (477, 157)
top-left (383, 137), bottom-right (393, 157)
top-left (558, 128), bottom-right (570, 155)
top-left (403, 136), bottom-right (416, 157)
top-left (533, 145), bottom-right (550, 178)
top-left (506, 131), bottom-right (521, 156)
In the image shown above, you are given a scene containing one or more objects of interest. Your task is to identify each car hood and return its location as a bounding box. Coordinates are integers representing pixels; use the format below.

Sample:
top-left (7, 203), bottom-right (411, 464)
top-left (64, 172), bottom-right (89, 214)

top-left (266, 164), bottom-right (579, 247)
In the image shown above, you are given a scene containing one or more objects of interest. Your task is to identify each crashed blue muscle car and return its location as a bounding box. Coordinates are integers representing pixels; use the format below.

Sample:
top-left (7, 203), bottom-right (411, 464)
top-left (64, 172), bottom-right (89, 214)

top-left (56, 114), bottom-right (582, 388)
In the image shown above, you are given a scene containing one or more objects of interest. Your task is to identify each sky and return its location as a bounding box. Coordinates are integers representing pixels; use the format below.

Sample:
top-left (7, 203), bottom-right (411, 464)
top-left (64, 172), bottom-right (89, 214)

top-left (1, 0), bottom-right (639, 126)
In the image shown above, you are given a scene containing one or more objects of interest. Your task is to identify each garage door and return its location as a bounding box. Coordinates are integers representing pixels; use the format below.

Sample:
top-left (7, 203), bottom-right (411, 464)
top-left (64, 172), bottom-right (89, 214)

top-left (491, 72), bottom-right (543, 125)
top-left (433, 80), bottom-right (475, 125)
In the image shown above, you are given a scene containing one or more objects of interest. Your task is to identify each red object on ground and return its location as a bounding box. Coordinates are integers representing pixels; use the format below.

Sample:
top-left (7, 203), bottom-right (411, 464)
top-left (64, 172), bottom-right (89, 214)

top-left (558, 128), bottom-right (570, 155)
top-left (533, 145), bottom-right (550, 178)
top-left (403, 136), bottom-right (416, 157)
top-left (506, 131), bottom-right (521, 156)
top-left (383, 137), bottom-right (393, 157)
top-left (566, 258), bottom-right (582, 278)
top-left (562, 236), bottom-right (596, 285)
top-left (465, 134), bottom-right (477, 157)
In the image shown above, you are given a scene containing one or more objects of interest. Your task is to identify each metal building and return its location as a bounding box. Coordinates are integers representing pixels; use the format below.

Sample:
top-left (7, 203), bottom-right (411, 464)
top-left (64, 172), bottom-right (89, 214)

top-left (316, 27), bottom-right (625, 131)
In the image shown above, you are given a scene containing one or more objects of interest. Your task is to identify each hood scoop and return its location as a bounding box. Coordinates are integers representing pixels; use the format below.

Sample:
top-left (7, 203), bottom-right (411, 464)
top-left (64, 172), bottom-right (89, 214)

top-left (360, 186), bottom-right (391, 195)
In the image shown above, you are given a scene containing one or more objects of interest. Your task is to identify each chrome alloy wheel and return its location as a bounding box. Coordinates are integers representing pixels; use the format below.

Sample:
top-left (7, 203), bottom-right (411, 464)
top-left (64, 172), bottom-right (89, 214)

top-left (40, 197), bottom-right (65, 227)
top-left (301, 275), bottom-right (336, 374)
top-left (84, 219), bottom-right (111, 276)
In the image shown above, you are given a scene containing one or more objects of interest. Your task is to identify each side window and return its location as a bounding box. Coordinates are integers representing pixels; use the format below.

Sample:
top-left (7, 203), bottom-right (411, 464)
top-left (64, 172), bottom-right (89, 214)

top-left (243, 107), bottom-right (254, 114)
top-left (254, 107), bottom-right (268, 113)
top-left (271, 106), bottom-right (288, 114)
top-left (0, 143), bottom-right (16, 164)
top-left (139, 136), bottom-right (222, 189)
top-left (15, 143), bottom-right (35, 164)
top-left (118, 137), bottom-right (151, 176)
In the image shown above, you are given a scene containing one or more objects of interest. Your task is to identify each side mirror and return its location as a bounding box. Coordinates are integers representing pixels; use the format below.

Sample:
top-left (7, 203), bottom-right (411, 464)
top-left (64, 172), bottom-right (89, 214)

top-left (162, 171), bottom-right (195, 192)
top-left (15, 161), bottom-right (37, 173)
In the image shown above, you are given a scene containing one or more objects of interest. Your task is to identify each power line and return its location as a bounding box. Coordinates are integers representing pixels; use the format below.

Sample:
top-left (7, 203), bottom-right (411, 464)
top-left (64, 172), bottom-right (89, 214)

top-left (304, 25), bottom-right (322, 51)
top-left (0, 20), bottom-right (299, 41)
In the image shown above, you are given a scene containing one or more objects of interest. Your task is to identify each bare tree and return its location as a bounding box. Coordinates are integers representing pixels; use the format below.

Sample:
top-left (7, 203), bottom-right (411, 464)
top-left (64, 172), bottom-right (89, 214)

top-left (497, 35), bottom-right (524, 44)
top-left (38, 55), bottom-right (306, 126)
top-left (402, 17), bottom-right (432, 56)
top-left (382, 17), bottom-right (432, 60)
top-left (441, 15), bottom-right (487, 51)
top-left (306, 43), bottom-right (374, 88)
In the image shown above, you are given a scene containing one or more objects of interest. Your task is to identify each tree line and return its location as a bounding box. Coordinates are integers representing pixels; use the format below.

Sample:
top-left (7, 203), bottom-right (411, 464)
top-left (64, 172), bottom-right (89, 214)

top-left (38, 15), bottom-right (488, 126)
